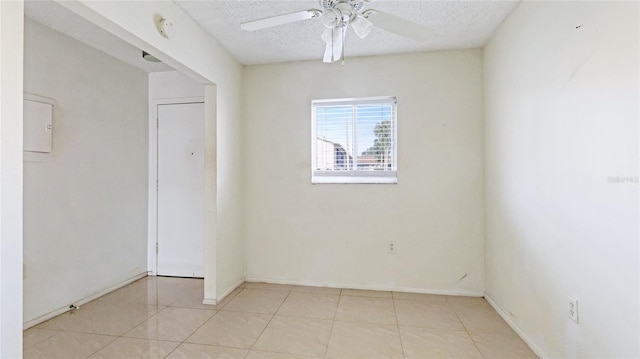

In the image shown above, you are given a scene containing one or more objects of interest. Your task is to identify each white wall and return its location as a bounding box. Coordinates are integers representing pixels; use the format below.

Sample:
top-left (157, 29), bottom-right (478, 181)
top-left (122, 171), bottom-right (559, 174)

top-left (59, 0), bottom-right (245, 303)
top-left (214, 74), bottom-right (245, 300)
top-left (243, 50), bottom-right (484, 294)
top-left (0, 1), bottom-right (24, 356)
top-left (484, 2), bottom-right (639, 357)
top-left (149, 71), bottom-right (204, 100)
top-left (23, 19), bottom-right (149, 324)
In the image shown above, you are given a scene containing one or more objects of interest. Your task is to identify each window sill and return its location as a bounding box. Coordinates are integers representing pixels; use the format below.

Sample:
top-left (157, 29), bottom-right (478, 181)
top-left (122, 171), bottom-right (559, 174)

top-left (312, 175), bottom-right (397, 184)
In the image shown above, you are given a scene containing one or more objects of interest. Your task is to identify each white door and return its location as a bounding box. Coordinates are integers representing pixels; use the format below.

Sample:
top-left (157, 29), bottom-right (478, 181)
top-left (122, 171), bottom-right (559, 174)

top-left (157, 102), bottom-right (204, 277)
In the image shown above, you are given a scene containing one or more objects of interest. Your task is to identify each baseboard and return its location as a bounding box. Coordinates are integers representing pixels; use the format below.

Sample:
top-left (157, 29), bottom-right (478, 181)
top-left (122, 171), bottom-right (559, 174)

top-left (23, 272), bottom-right (148, 330)
top-left (243, 276), bottom-right (484, 297)
top-left (202, 298), bottom-right (217, 305)
top-left (202, 277), bottom-right (245, 305)
top-left (484, 294), bottom-right (547, 359)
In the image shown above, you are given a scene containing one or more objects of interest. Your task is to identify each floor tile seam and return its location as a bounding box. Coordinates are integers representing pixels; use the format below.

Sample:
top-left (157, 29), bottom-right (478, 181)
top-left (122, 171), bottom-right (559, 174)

top-left (323, 291), bottom-right (342, 358)
top-left (255, 296), bottom-right (333, 358)
top-left (393, 297), bottom-right (453, 305)
top-left (219, 307), bottom-right (279, 316)
top-left (396, 324), bottom-right (472, 332)
top-left (393, 296), bottom-right (450, 304)
top-left (127, 311), bottom-right (218, 343)
top-left (37, 327), bottom-right (121, 338)
top-left (391, 295), bottom-right (406, 358)
top-left (218, 287), bottom-right (246, 309)
top-left (247, 348), bottom-right (322, 359)
top-left (122, 336), bottom-right (185, 344)
top-left (120, 331), bottom-right (188, 343)
top-left (163, 307), bottom-right (211, 322)
top-left (27, 326), bottom-right (68, 338)
top-left (248, 289), bottom-right (292, 351)
top-left (245, 346), bottom-right (321, 358)
top-left (213, 298), bottom-right (231, 311)
top-left (332, 318), bottom-right (398, 326)
top-left (181, 340), bottom-right (258, 351)
top-left (26, 330), bottom-right (119, 353)
top-left (118, 308), bottom-right (167, 340)
top-left (468, 334), bottom-right (490, 359)
top-left (273, 312), bottom-right (336, 321)
top-left (180, 308), bottom-right (225, 347)
top-left (450, 304), bottom-right (496, 315)
top-left (22, 333), bottom-right (55, 350)
top-left (82, 333), bottom-right (120, 359)
top-left (163, 342), bottom-right (255, 359)
top-left (291, 287), bottom-right (342, 295)
top-left (286, 291), bottom-right (341, 299)
top-left (162, 340), bottom-right (181, 359)
top-left (449, 300), bottom-right (486, 359)
top-left (467, 328), bottom-right (522, 337)
top-left (182, 337), bottom-right (252, 350)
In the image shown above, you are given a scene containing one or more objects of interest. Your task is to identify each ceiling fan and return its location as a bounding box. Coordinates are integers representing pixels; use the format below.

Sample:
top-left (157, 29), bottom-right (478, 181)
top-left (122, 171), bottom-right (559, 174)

top-left (240, 0), bottom-right (431, 63)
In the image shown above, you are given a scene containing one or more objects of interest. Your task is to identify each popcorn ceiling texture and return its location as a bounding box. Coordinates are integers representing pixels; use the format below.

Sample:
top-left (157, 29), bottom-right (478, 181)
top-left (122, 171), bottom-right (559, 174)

top-left (176, 0), bottom-right (519, 65)
top-left (24, 0), bottom-right (518, 68)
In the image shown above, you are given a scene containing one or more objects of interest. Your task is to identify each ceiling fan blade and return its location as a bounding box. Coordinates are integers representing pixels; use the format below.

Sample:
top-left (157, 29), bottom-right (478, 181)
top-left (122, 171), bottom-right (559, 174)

top-left (364, 10), bottom-right (431, 42)
top-left (241, 9), bottom-right (320, 31)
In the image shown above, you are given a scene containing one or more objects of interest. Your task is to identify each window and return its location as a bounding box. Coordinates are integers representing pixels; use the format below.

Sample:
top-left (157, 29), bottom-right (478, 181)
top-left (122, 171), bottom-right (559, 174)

top-left (312, 96), bottom-right (397, 184)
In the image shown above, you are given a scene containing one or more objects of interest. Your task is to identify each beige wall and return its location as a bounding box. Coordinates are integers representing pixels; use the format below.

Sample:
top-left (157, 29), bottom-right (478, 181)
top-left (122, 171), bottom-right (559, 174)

top-left (484, 1), bottom-right (639, 357)
top-left (23, 19), bottom-right (149, 324)
top-left (243, 50), bottom-right (485, 294)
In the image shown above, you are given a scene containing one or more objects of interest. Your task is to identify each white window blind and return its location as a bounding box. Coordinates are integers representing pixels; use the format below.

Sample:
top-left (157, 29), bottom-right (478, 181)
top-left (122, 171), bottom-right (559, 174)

top-left (312, 96), bottom-right (397, 184)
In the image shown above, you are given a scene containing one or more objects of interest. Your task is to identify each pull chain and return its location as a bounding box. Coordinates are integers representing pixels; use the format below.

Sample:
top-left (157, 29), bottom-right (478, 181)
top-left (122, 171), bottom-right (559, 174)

top-left (341, 24), bottom-right (346, 68)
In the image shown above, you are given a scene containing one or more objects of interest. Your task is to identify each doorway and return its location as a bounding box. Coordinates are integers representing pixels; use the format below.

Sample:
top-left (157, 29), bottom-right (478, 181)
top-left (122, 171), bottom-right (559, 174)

top-left (156, 102), bottom-right (205, 277)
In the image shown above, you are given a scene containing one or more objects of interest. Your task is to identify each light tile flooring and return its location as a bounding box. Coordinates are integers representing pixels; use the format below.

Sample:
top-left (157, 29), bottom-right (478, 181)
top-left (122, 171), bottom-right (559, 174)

top-left (24, 277), bottom-right (538, 358)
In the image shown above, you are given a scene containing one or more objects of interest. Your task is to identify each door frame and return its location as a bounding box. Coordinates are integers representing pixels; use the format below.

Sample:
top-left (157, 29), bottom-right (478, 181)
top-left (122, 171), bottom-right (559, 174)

top-left (148, 97), bottom-right (204, 275)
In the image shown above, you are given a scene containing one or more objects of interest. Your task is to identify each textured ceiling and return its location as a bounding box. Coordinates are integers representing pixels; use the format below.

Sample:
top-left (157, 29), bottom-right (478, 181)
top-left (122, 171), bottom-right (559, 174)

top-left (24, 0), bottom-right (173, 73)
top-left (176, 0), bottom-right (519, 65)
top-left (24, 1), bottom-right (519, 70)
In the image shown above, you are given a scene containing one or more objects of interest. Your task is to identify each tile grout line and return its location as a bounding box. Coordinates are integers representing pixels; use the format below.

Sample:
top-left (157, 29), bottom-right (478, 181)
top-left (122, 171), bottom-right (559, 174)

top-left (27, 279), bottom-right (528, 359)
top-left (247, 286), bottom-right (294, 352)
top-left (118, 278), bottom-right (170, 359)
top-left (83, 334), bottom-right (120, 359)
top-left (323, 288), bottom-right (343, 359)
top-left (446, 296), bottom-right (487, 359)
top-left (163, 284), bottom-right (245, 358)
top-left (392, 292), bottom-right (407, 359)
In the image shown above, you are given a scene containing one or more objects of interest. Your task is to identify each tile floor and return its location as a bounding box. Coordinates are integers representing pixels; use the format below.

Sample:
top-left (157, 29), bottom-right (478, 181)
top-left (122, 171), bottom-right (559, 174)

top-left (24, 277), bottom-right (538, 358)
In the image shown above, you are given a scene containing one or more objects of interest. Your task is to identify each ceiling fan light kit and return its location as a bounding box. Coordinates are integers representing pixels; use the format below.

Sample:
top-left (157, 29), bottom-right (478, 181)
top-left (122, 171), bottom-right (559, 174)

top-left (351, 14), bottom-right (373, 39)
top-left (240, 0), bottom-right (431, 64)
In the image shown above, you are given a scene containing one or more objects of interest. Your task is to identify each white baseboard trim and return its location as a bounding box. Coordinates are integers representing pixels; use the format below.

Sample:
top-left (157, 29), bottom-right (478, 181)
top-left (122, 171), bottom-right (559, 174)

top-left (203, 277), bottom-right (245, 305)
top-left (243, 276), bottom-right (484, 297)
top-left (23, 272), bottom-right (148, 330)
top-left (484, 294), bottom-right (547, 359)
top-left (202, 298), bottom-right (217, 305)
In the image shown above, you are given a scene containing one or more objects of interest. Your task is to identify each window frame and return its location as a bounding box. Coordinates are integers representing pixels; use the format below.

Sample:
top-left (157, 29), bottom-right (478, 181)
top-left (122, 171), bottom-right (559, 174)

top-left (311, 96), bottom-right (398, 184)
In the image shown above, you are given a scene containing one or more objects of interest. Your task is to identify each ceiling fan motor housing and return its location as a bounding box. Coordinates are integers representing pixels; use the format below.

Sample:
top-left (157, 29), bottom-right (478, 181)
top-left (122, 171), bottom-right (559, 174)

top-left (320, 0), bottom-right (365, 25)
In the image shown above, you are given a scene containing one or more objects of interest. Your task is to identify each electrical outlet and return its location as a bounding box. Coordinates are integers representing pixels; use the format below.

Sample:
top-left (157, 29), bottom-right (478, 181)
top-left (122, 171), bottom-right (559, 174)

top-left (568, 296), bottom-right (579, 323)
top-left (388, 242), bottom-right (396, 254)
